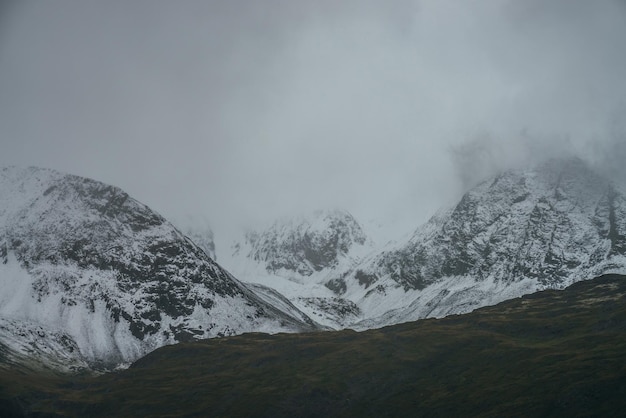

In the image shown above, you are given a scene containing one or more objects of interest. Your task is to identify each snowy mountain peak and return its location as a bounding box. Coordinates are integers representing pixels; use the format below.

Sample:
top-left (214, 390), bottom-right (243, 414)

top-left (332, 157), bottom-right (626, 327)
top-left (237, 208), bottom-right (371, 276)
top-left (0, 167), bottom-right (319, 370)
top-left (201, 158), bottom-right (626, 331)
top-left (358, 158), bottom-right (624, 288)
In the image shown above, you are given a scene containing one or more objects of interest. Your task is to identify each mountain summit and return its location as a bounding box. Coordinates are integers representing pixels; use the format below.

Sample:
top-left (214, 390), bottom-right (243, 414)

top-left (0, 167), bottom-right (318, 370)
top-left (225, 209), bottom-right (373, 328)
top-left (341, 158), bottom-right (626, 327)
top-left (235, 208), bottom-right (370, 276)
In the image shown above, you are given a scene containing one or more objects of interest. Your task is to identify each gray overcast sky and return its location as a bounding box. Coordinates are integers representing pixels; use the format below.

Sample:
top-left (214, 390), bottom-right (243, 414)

top-left (1, 0), bottom-right (626, 247)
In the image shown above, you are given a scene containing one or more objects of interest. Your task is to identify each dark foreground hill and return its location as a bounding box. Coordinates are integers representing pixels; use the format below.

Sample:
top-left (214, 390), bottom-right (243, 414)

top-left (2, 274), bottom-right (626, 417)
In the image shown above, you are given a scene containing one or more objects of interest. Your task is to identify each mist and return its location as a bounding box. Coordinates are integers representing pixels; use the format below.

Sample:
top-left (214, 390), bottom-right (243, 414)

top-left (1, 0), bottom-right (625, 248)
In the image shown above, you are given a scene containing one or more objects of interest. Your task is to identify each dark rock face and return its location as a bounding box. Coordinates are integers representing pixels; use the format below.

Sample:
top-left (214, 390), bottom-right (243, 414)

top-left (0, 167), bottom-right (319, 369)
top-left (351, 158), bottom-right (626, 291)
top-left (244, 209), bottom-right (368, 276)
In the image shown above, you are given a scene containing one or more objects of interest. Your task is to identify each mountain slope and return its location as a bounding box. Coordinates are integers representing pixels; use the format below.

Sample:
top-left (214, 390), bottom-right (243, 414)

top-left (234, 209), bottom-right (371, 276)
top-left (333, 158), bottom-right (626, 327)
top-left (222, 159), bottom-right (626, 329)
top-left (0, 167), bottom-right (319, 370)
top-left (224, 209), bottom-right (373, 328)
top-left (0, 317), bottom-right (90, 373)
top-left (3, 273), bottom-right (626, 417)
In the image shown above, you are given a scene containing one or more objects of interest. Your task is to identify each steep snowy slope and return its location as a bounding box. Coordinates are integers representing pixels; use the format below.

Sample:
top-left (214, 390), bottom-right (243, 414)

top-left (0, 167), bottom-right (319, 370)
top-left (222, 158), bottom-right (626, 330)
top-left (224, 209), bottom-right (374, 328)
top-left (341, 158), bottom-right (626, 327)
top-left (0, 317), bottom-right (90, 373)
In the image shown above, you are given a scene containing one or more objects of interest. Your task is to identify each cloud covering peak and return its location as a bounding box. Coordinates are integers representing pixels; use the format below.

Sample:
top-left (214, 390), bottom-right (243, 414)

top-left (1, 0), bottom-right (625, 243)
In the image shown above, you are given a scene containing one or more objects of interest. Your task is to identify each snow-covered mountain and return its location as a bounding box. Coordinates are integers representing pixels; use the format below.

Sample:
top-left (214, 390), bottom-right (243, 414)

top-left (223, 158), bottom-right (626, 330)
top-left (223, 209), bottom-right (374, 328)
top-left (0, 167), bottom-right (319, 371)
top-left (235, 208), bottom-right (371, 275)
top-left (341, 157), bottom-right (626, 327)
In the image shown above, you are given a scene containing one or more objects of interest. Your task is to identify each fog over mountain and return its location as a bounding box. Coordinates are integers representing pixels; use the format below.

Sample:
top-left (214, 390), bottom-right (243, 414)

top-left (1, 0), bottom-right (625, 245)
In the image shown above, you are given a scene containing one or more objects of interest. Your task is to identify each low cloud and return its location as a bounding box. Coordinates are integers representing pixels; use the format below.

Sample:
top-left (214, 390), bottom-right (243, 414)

top-left (1, 0), bottom-right (625, 246)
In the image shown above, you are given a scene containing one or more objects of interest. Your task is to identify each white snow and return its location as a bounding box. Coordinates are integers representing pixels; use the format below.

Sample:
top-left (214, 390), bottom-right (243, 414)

top-left (0, 166), bottom-right (317, 371)
top-left (4, 159), bottom-right (626, 371)
top-left (216, 159), bottom-right (626, 332)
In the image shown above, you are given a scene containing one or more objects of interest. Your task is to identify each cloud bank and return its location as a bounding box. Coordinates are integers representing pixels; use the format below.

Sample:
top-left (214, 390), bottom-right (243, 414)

top-left (1, 0), bottom-right (625, 246)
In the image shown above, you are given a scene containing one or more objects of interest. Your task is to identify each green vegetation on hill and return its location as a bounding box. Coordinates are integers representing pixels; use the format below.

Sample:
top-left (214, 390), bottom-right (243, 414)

top-left (2, 274), bottom-right (626, 417)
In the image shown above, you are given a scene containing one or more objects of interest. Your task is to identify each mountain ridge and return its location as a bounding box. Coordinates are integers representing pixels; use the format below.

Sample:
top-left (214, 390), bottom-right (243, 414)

top-left (220, 158), bottom-right (626, 330)
top-left (0, 166), bottom-right (320, 371)
top-left (223, 208), bottom-right (374, 328)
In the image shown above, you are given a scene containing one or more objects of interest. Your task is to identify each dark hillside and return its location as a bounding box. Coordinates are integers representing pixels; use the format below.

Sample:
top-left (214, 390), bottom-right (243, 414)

top-left (2, 274), bottom-right (626, 417)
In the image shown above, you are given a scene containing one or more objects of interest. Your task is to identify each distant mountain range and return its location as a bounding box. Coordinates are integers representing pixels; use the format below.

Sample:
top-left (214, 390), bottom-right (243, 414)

top-left (224, 209), bottom-right (374, 328)
top-left (1, 157), bottom-right (626, 373)
top-left (223, 158), bottom-right (626, 329)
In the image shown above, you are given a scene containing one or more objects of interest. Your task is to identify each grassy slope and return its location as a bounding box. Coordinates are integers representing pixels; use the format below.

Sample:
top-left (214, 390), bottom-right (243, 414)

top-left (2, 274), bottom-right (626, 417)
